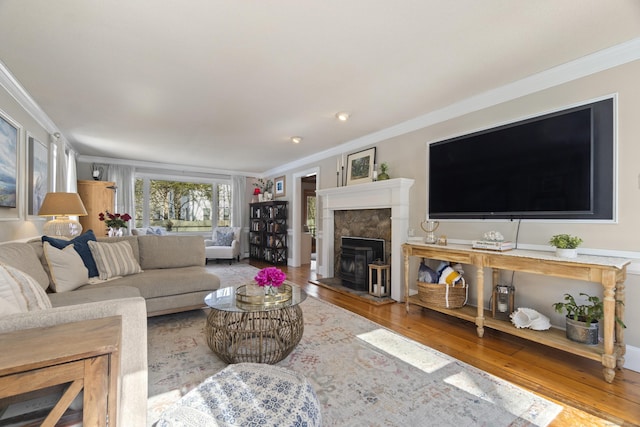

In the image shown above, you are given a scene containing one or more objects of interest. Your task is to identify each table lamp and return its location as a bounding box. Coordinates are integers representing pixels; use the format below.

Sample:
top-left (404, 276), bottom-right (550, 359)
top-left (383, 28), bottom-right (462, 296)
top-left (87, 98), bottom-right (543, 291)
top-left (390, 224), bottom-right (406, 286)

top-left (38, 192), bottom-right (88, 238)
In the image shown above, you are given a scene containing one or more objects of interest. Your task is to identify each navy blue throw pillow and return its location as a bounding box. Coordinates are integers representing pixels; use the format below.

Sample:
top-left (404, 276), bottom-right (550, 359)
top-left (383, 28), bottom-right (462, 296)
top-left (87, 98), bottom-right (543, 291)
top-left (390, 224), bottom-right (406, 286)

top-left (42, 230), bottom-right (99, 277)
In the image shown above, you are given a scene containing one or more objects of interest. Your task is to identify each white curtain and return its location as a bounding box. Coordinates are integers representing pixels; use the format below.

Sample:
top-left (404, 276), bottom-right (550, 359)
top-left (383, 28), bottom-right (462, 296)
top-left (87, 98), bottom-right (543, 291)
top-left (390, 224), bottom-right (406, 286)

top-left (53, 136), bottom-right (68, 192)
top-left (66, 149), bottom-right (78, 192)
top-left (232, 175), bottom-right (246, 256)
top-left (106, 164), bottom-right (136, 219)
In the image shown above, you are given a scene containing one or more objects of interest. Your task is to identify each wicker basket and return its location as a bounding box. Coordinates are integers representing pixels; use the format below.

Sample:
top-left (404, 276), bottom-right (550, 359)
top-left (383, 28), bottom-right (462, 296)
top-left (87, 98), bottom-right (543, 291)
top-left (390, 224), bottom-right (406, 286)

top-left (417, 279), bottom-right (468, 309)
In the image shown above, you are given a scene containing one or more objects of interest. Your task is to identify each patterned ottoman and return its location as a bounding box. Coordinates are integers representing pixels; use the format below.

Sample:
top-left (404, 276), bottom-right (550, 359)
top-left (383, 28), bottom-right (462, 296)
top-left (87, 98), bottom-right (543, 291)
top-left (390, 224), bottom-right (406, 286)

top-left (156, 363), bottom-right (321, 426)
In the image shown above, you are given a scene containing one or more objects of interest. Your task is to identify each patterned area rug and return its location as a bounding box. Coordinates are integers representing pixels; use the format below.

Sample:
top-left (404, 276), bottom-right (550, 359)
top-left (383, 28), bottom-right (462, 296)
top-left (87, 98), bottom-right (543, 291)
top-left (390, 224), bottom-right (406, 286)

top-left (147, 263), bottom-right (562, 426)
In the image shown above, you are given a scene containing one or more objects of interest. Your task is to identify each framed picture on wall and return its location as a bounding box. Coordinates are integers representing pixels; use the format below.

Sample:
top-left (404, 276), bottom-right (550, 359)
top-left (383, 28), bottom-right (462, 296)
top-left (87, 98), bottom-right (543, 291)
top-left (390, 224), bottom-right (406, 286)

top-left (274, 175), bottom-right (286, 197)
top-left (346, 147), bottom-right (376, 186)
top-left (28, 135), bottom-right (48, 216)
top-left (0, 110), bottom-right (19, 209)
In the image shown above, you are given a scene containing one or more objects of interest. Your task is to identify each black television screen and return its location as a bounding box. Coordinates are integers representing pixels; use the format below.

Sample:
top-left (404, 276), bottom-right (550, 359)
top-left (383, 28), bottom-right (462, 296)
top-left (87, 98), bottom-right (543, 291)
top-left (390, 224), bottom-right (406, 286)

top-left (428, 98), bottom-right (614, 220)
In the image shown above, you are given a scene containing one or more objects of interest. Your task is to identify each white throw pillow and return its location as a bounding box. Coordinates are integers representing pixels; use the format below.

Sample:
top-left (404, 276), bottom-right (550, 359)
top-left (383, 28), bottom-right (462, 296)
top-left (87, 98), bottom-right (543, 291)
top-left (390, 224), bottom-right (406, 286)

top-left (88, 240), bottom-right (143, 280)
top-left (43, 242), bottom-right (89, 292)
top-left (0, 263), bottom-right (52, 313)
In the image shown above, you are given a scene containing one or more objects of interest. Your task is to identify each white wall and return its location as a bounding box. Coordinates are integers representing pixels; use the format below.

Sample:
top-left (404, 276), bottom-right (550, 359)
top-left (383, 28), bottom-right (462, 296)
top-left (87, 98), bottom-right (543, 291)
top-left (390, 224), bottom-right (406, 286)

top-left (0, 86), bottom-right (51, 241)
top-left (279, 59), bottom-right (640, 356)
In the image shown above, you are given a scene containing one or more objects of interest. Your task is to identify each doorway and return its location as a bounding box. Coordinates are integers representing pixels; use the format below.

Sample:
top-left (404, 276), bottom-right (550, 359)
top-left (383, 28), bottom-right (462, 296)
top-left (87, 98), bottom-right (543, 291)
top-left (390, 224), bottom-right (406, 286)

top-left (301, 175), bottom-right (316, 270)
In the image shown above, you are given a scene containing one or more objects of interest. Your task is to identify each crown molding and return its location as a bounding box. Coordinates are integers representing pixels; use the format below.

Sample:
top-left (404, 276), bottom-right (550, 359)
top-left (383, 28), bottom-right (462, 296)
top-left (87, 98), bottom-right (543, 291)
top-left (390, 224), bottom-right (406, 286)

top-left (77, 154), bottom-right (255, 178)
top-left (0, 60), bottom-right (59, 133)
top-left (268, 37), bottom-right (640, 175)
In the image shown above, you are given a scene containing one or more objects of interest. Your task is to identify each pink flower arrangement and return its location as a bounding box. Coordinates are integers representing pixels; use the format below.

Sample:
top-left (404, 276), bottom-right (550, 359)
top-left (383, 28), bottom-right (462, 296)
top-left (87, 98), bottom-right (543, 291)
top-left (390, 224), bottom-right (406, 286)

top-left (254, 267), bottom-right (286, 288)
top-left (98, 211), bottom-right (132, 229)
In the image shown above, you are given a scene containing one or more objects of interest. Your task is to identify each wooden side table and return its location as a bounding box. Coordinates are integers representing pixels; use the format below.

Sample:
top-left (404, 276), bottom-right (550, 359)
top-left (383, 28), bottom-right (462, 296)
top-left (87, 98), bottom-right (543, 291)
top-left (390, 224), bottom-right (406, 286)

top-left (368, 263), bottom-right (390, 298)
top-left (0, 316), bottom-right (122, 427)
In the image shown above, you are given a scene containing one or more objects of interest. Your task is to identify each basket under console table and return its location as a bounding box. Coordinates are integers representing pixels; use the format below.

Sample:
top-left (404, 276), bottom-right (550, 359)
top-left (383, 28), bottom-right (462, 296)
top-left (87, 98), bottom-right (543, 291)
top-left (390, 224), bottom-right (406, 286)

top-left (402, 242), bottom-right (630, 383)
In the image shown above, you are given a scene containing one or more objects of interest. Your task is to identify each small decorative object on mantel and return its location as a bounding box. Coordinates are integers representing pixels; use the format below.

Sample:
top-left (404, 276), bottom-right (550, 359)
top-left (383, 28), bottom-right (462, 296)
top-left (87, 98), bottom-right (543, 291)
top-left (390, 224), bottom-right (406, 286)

top-left (98, 211), bottom-right (131, 237)
top-left (548, 234), bottom-right (582, 258)
top-left (346, 147), bottom-right (376, 186)
top-left (377, 162), bottom-right (390, 180)
top-left (236, 267), bottom-right (291, 308)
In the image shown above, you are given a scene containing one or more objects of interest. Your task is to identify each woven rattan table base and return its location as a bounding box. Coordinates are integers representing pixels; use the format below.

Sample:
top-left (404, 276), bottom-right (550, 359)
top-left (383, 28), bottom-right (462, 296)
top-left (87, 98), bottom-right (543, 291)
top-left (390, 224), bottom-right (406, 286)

top-left (206, 305), bottom-right (304, 364)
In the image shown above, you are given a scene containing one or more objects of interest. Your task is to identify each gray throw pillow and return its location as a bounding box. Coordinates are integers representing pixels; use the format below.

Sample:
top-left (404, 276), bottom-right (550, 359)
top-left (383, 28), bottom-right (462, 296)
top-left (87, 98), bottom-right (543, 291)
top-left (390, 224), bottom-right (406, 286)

top-left (216, 229), bottom-right (235, 246)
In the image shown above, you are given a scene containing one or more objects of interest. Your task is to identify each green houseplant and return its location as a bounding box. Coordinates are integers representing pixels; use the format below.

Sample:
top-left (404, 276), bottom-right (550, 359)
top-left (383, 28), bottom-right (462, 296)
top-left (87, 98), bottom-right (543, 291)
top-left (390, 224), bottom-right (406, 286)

top-left (553, 292), bottom-right (625, 345)
top-left (378, 163), bottom-right (390, 180)
top-left (549, 234), bottom-right (582, 258)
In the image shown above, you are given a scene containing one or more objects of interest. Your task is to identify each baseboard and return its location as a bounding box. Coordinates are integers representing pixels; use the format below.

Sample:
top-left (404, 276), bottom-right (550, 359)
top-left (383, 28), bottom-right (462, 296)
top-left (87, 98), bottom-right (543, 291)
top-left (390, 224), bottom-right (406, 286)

top-left (625, 345), bottom-right (640, 373)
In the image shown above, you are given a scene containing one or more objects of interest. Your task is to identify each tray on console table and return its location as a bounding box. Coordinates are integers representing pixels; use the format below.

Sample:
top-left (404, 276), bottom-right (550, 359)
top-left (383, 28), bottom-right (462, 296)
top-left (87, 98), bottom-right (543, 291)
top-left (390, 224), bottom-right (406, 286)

top-left (402, 242), bottom-right (630, 383)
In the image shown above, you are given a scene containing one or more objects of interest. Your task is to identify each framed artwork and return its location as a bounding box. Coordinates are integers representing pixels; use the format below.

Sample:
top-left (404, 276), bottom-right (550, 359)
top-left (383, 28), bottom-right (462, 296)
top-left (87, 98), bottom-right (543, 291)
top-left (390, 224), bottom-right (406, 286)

top-left (346, 147), bottom-right (376, 186)
top-left (0, 111), bottom-right (19, 209)
top-left (274, 175), bottom-right (286, 198)
top-left (28, 135), bottom-right (48, 216)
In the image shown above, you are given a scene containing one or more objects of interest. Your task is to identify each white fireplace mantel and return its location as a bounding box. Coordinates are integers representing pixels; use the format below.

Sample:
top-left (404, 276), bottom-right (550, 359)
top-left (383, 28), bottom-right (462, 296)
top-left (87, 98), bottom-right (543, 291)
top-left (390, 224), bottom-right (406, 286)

top-left (317, 178), bottom-right (414, 301)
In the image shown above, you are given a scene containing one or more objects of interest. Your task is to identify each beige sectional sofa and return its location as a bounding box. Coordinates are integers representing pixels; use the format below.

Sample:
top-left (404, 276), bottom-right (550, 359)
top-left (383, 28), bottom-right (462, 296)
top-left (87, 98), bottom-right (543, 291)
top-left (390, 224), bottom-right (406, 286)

top-left (0, 233), bottom-right (221, 426)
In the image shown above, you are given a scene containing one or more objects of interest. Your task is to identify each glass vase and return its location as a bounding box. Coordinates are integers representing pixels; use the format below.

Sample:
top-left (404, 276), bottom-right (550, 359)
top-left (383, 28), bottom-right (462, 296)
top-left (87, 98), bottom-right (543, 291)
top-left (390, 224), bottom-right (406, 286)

top-left (108, 227), bottom-right (123, 237)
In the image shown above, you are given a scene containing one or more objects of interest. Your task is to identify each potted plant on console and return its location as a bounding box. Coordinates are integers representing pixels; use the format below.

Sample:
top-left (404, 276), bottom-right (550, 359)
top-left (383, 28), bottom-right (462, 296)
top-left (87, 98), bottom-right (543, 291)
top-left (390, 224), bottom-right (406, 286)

top-left (553, 292), bottom-right (625, 345)
top-left (549, 234), bottom-right (582, 258)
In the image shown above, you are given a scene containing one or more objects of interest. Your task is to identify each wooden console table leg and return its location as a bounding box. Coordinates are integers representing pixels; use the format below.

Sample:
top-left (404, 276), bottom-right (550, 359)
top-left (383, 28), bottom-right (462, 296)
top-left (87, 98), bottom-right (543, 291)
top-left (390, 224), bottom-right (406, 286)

top-left (615, 278), bottom-right (626, 370)
top-left (473, 255), bottom-right (484, 338)
top-left (601, 270), bottom-right (617, 383)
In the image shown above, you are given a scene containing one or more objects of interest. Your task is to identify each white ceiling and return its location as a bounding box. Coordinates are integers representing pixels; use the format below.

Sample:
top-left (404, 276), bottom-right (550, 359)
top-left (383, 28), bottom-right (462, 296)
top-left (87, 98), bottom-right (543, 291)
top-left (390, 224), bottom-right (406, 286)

top-left (1, 1), bottom-right (639, 175)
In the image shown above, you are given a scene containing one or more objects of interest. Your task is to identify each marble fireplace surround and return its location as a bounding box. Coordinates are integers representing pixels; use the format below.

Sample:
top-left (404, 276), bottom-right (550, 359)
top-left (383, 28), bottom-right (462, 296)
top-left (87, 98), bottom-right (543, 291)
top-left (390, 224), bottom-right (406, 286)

top-left (317, 178), bottom-right (415, 301)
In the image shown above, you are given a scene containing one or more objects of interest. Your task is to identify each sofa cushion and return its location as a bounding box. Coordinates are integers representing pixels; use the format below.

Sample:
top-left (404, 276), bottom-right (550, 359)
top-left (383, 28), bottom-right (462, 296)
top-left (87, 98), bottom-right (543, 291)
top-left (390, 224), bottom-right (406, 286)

top-left (0, 263), bottom-right (52, 314)
top-left (137, 235), bottom-right (205, 270)
top-left (79, 266), bottom-right (219, 299)
top-left (43, 230), bottom-right (99, 278)
top-left (43, 242), bottom-right (89, 292)
top-left (88, 240), bottom-right (143, 280)
top-left (0, 242), bottom-right (50, 290)
top-left (48, 285), bottom-right (142, 307)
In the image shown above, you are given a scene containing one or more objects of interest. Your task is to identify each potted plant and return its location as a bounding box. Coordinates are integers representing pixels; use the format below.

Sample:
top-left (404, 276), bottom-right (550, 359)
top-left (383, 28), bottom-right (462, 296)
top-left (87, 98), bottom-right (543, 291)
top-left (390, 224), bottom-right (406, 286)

top-left (378, 163), bottom-right (390, 180)
top-left (553, 293), bottom-right (625, 345)
top-left (548, 234), bottom-right (583, 258)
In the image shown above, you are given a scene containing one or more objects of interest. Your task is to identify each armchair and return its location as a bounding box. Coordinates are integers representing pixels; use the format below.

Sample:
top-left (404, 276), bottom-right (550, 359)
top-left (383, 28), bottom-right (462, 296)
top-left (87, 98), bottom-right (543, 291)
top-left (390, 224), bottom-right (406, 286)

top-left (205, 227), bottom-right (240, 264)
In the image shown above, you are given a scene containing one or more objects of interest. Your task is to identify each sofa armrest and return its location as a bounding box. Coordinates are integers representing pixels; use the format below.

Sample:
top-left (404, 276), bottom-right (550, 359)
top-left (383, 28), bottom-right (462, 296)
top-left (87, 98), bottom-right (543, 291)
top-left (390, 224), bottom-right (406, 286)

top-left (204, 239), bottom-right (216, 247)
top-left (231, 239), bottom-right (240, 256)
top-left (0, 297), bottom-right (148, 427)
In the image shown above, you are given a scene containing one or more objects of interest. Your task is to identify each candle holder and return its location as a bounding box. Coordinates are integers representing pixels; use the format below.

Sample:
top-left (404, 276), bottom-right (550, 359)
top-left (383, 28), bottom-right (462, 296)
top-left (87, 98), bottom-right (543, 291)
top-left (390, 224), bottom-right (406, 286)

top-left (492, 284), bottom-right (515, 320)
top-left (420, 220), bottom-right (440, 244)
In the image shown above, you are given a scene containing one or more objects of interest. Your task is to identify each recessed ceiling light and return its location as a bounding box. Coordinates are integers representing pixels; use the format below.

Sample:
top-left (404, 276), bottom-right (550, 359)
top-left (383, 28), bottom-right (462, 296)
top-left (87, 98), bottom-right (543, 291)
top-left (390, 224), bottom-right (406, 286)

top-left (336, 112), bottom-right (350, 121)
top-left (291, 136), bottom-right (303, 144)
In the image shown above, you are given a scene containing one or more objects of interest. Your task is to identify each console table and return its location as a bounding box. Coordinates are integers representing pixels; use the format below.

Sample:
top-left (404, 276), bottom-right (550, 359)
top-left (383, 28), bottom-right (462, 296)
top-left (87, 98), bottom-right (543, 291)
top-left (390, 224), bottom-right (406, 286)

top-left (402, 243), bottom-right (630, 383)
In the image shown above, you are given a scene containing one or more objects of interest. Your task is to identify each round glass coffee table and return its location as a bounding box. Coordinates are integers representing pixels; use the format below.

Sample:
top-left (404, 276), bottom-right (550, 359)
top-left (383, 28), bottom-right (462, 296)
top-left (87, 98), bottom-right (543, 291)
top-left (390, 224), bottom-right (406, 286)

top-left (204, 284), bottom-right (307, 364)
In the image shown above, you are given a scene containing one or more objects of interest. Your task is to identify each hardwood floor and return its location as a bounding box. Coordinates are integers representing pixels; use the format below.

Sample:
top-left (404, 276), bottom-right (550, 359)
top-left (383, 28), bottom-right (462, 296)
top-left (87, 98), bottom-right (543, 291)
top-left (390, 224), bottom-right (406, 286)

top-left (250, 260), bottom-right (640, 427)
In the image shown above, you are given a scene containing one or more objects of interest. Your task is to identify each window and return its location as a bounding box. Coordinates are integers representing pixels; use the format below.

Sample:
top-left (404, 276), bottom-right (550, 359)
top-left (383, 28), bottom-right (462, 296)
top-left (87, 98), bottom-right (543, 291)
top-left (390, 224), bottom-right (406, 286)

top-left (135, 177), bottom-right (231, 232)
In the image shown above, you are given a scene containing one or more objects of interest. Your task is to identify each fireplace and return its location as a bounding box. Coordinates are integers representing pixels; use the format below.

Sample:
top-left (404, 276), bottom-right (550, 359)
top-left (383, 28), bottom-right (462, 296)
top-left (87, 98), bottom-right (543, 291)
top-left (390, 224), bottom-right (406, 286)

top-left (339, 237), bottom-right (385, 291)
top-left (317, 178), bottom-right (415, 301)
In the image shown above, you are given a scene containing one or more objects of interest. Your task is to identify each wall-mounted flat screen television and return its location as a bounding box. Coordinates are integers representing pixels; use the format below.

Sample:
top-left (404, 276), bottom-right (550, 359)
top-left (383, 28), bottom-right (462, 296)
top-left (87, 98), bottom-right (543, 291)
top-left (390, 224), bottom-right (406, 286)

top-left (428, 98), bottom-right (614, 220)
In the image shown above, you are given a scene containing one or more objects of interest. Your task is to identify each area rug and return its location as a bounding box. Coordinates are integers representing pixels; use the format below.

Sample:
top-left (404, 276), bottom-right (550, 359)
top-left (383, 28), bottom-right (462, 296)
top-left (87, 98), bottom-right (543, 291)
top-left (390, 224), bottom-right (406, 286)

top-left (147, 285), bottom-right (562, 426)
